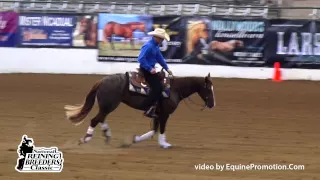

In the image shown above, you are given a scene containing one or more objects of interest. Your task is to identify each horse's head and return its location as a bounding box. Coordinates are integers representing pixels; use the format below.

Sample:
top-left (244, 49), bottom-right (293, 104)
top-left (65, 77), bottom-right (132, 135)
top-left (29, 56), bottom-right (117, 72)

top-left (188, 21), bottom-right (209, 41)
top-left (197, 73), bottom-right (216, 109)
top-left (186, 21), bottom-right (210, 54)
top-left (79, 17), bottom-right (90, 34)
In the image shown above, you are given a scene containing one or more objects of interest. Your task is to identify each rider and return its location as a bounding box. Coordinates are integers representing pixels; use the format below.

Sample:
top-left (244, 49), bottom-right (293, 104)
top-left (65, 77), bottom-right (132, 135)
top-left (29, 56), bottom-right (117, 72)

top-left (138, 28), bottom-right (173, 118)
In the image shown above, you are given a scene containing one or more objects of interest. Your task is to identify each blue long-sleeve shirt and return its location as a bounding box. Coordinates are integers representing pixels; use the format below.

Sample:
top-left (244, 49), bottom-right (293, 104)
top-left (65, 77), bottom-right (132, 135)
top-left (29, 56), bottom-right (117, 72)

top-left (137, 38), bottom-right (169, 72)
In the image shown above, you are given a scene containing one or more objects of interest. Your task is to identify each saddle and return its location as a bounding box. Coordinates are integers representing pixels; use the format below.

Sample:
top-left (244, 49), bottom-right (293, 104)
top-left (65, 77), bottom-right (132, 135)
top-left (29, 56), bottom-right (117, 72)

top-left (127, 68), bottom-right (171, 98)
top-left (128, 68), bottom-right (170, 89)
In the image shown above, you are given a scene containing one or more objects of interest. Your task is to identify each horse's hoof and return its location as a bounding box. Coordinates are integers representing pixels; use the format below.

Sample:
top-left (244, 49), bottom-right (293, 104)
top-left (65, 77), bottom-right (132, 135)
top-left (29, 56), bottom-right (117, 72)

top-left (105, 136), bottom-right (111, 144)
top-left (119, 142), bottom-right (132, 148)
top-left (78, 138), bottom-right (85, 145)
top-left (160, 145), bottom-right (173, 149)
top-left (132, 135), bottom-right (137, 144)
top-left (159, 143), bottom-right (173, 149)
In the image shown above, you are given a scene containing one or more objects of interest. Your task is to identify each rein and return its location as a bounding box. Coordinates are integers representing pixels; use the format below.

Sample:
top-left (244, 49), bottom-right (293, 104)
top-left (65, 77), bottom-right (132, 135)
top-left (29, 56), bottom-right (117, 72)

top-left (184, 96), bottom-right (207, 111)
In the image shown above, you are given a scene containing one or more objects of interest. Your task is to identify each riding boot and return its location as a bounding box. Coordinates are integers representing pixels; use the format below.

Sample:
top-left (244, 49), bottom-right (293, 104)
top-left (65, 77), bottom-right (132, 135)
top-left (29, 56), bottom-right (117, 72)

top-left (143, 105), bottom-right (158, 118)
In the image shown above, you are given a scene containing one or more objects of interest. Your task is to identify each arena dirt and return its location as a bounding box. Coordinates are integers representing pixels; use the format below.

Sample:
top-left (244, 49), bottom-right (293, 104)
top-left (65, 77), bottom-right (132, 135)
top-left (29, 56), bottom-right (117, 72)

top-left (0, 74), bottom-right (319, 180)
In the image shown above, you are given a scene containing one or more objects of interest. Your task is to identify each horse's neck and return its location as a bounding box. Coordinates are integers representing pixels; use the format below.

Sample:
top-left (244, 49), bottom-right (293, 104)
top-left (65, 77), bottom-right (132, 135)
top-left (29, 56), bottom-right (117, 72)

top-left (173, 77), bottom-right (201, 99)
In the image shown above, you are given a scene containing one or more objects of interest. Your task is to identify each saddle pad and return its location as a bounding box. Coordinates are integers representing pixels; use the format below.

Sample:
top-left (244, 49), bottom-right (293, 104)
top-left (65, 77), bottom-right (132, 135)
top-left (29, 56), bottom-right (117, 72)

top-left (129, 81), bottom-right (170, 98)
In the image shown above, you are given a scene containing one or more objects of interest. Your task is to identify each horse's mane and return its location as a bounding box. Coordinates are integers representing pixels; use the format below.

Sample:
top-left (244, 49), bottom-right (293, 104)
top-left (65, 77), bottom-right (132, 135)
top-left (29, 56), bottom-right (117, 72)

top-left (170, 76), bottom-right (204, 88)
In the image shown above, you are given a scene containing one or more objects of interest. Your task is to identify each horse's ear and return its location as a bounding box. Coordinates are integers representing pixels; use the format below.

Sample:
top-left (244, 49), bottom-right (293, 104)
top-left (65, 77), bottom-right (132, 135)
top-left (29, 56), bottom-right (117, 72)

top-left (207, 73), bottom-right (211, 78)
top-left (205, 74), bottom-right (209, 82)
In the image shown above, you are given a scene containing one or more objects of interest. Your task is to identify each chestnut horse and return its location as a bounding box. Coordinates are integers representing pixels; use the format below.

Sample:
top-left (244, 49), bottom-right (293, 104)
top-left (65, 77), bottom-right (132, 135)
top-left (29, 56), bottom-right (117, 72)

top-left (64, 69), bottom-right (216, 149)
top-left (103, 21), bottom-right (146, 50)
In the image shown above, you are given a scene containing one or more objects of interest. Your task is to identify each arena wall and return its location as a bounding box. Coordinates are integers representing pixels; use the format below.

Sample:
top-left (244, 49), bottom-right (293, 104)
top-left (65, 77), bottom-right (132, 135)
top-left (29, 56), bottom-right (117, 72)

top-left (1, 47), bottom-right (320, 81)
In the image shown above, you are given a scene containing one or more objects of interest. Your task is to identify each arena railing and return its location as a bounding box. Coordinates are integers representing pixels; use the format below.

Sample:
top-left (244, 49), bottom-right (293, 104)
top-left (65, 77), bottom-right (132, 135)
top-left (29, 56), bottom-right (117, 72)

top-left (0, 0), bottom-right (319, 19)
top-left (0, 0), bottom-right (270, 17)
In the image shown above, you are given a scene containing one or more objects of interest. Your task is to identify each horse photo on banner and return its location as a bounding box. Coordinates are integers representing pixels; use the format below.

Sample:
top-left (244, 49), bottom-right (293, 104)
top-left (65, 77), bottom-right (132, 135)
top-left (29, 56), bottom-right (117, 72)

top-left (181, 16), bottom-right (212, 65)
top-left (72, 14), bottom-right (97, 48)
top-left (209, 17), bottom-right (266, 67)
top-left (97, 13), bottom-right (153, 62)
top-left (182, 16), bottom-right (266, 66)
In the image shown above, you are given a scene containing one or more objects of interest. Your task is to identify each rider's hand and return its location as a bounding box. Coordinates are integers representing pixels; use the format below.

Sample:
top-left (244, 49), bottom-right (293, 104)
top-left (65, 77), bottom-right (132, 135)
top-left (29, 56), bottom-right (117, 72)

top-left (150, 68), bottom-right (157, 74)
top-left (167, 69), bottom-right (173, 76)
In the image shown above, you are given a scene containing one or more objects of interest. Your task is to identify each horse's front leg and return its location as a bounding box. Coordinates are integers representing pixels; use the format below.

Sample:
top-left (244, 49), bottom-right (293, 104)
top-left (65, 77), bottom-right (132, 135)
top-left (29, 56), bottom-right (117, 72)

top-left (133, 113), bottom-right (172, 148)
top-left (157, 113), bottom-right (172, 148)
top-left (132, 117), bottom-right (158, 143)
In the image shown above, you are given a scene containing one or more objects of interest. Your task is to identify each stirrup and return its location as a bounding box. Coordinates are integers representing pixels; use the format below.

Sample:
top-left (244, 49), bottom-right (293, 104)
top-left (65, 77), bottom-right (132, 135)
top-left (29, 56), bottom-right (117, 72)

top-left (144, 106), bottom-right (158, 118)
top-left (143, 110), bottom-right (158, 118)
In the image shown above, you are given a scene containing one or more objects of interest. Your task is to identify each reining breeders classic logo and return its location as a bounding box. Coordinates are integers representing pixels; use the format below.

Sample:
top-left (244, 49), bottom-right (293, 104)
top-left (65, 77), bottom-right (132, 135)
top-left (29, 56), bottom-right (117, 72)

top-left (15, 135), bottom-right (64, 173)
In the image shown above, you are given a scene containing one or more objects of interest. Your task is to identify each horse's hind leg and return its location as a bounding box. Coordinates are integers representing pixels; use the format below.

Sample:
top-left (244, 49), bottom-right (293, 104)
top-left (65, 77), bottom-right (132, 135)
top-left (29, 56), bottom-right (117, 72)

top-left (79, 111), bottom-right (107, 145)
top-left (99, 102), bottom-right (121, 144)
top-left (100, 118), bottom-right (112, 144)
top-left (80, 103), bottom-right (120, 145)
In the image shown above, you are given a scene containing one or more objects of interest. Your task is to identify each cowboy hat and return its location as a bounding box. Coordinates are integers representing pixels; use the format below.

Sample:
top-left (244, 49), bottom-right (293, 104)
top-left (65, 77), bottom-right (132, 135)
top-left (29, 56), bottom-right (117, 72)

top-left (147, 28), bottom-right (170, 41)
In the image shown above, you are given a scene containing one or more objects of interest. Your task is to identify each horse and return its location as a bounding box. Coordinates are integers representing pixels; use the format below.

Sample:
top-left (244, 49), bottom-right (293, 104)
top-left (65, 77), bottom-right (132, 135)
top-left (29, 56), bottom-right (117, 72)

top-left (64, 69), bottom-right (216, 149)
top-left (103, 21), bottom-right (146, 50)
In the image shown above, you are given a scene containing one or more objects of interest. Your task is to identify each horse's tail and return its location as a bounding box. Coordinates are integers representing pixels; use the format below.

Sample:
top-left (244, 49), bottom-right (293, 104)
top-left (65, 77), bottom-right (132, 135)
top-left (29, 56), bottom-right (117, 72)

top-left (64, 79), bottom-right (103, 126)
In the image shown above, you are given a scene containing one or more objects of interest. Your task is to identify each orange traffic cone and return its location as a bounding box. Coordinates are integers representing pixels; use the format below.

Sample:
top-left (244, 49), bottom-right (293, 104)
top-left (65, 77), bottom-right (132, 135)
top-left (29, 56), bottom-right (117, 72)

top-left (272, 62), bottom-right (282, 82)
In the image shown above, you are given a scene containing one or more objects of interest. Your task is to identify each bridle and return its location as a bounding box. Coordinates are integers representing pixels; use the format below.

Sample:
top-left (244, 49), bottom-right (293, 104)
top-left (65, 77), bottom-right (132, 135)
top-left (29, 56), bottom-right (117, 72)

top-left (159, 67), bottom-right (212, 111)
top-left (167, 72), bottom-right (210, 111)
top-left (184, 80), bottom-right (210, 111)
top-left (184, 95), bottom-right (208, 111)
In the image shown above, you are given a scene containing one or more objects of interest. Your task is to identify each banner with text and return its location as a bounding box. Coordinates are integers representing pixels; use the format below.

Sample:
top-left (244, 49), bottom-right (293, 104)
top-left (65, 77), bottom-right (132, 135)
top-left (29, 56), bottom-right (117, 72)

top-left (97, 13), bottom-right (153, 62)
top-left (0, 11), bottom-right (18, 47)
top-left (17, 14), bottom-right (75, 47)
top-left (182, 16), bottom-right (266, 66)
top-left (264, 19), bottom-right (320, 68)
top-left (153, 15), bottom-right (186, 63)
top-left (181, 16), bottom-right (213, 64)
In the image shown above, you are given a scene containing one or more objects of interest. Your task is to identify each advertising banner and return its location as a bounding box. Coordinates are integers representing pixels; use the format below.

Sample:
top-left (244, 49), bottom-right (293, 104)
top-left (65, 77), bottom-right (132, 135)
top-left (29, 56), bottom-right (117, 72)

top-left (181, 16), bottom-right (213, 64)
top-left (97, 13), bottom-right (153, 62)
top-left (264, 19), bottom-right (320, 68)
top-left (182, 16), bottom-right (266, 66)
top-left (17, 14), bottom-right (75, 47)
top-left (72, 14), bottom-right (98, 48)
top-left (0, 11), bottom-right (18, 47)
top-left (153, 15), bottom-right (186, 63)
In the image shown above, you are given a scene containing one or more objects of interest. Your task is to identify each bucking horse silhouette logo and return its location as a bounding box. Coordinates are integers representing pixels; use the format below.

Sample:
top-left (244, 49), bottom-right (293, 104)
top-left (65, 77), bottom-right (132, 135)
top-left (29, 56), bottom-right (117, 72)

top-left (15, 135), bottom-right (64, 173)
